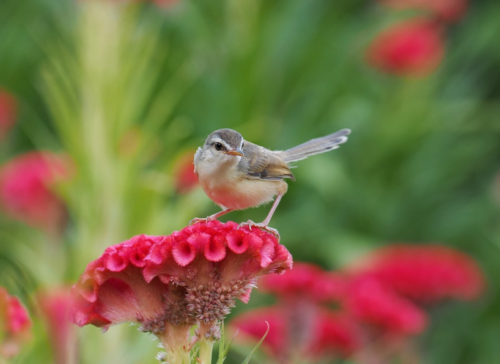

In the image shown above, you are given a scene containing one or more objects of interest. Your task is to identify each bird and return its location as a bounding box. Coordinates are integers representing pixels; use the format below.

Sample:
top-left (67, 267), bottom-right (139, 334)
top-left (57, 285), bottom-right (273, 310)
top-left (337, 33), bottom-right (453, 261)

top-left (191, 128), bottom-right (351, 238)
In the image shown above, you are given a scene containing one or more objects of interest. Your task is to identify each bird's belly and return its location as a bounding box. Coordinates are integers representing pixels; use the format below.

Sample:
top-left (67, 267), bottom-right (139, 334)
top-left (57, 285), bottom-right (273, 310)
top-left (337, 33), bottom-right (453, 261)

top-left (201, 178), bottom-right (283, 210)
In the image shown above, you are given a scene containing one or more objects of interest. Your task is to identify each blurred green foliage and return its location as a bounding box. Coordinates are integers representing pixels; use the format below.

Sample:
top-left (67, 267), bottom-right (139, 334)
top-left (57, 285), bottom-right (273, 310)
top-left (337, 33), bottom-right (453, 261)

top-left (0, 0), bottom-right (499, 363)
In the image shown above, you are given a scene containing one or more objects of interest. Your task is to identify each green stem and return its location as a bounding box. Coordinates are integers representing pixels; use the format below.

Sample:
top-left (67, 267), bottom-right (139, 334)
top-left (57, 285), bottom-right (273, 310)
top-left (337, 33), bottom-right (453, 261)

top-left (198, 338), bottom-right (214, 364)
top-left (158, 329), bottom-right (190, 364)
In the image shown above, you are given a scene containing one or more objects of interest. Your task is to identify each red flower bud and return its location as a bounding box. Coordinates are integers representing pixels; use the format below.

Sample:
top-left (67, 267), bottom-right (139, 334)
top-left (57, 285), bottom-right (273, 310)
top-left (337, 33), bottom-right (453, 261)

top-left (0, 152), bottom-right (73, 234)
top-left (0, 287), bottom-right (32, 359)
top-left (366, 18), bottom-right (445, 77)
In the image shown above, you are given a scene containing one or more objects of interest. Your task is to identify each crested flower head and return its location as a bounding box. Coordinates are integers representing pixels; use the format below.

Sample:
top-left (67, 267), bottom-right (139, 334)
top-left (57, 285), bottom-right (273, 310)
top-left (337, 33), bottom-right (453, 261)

top-left (366, 18), bottom-right (445, 77)
top-left (378, 0), bottom-right (468, 23)
top-left (71, 221), bottom-right (292, 354)
top-left (0, 89), bottom-right (16, 141)
top-left (260, 262), bottom-right (346, 302)
top-left (0, 151), bottom-right (72, 233)
top-left (0, 287), bottom-right (32, 359)
top-left (351, 244), bottom-right (485, 303)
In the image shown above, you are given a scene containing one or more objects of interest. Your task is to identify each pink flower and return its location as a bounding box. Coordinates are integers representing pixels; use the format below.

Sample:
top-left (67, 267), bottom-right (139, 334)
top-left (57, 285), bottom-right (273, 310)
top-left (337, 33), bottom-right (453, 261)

top-left (378, 0), bottom-right (468, 23)
top-left (37, 288), bottom-right (77, 364)
top-left (232, 263), bottom-right (361, 363)
top-left (173, 151), bottom-right (198, 194)
top-left (0, 287), bottom-right (32, 359)
top-left (0, 89), bottom-right (16, 141)
top-left (71, 221), bottom-right (292, 357)
top-left (260, 262), bottom-right (346, 302)
top-left (351, 244), bottom-right (485, 303)
top-left (0, 151), bottom-right (72, 234)
top-left (343, 276), bottom-right (427, 336)
top-left (366, 18), bottom-right (445, 77)
top-left (231, 307), bottom-right (361, 363)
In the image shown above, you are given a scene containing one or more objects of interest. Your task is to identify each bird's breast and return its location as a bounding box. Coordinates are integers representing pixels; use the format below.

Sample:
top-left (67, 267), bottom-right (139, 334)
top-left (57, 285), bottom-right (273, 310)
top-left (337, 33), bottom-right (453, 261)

top-left (197, 162), bottom-right (285, 210)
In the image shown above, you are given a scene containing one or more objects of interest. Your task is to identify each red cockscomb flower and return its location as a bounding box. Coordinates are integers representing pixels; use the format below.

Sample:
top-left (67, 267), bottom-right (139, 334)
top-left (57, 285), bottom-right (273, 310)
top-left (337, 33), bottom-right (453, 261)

top-left (379, 0), bottom-right (468, 23)
top-left (343, 276), bottom-right (427, 336)
top-left (0, 152), bottom-right (72, 234)
top-left (261, 262), bottom-right (346, 302)
top-left (0, 287), bottom-right (32, 359)
top-left (173, 151), bottom-right (198, 194)
top-left (232, 307), bottom-right (361, 363)
top-left (366, 18), bottom-right (445, 77)
top-left (38, 288), bottom-right (77, 364)
top-left (0, 90), bottom-right (16, 141)
top-left (71, 221), bottom-right (292, 359)
top-left (351, 244), bottom-right (485, 303)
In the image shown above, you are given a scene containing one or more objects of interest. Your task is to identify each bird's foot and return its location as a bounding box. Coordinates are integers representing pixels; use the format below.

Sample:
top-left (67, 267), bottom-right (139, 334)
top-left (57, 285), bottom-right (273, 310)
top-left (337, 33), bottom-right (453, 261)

top-left (238, 220), bottom-right (280, 241)
top-left (189, 216), bottom-right (215, 225)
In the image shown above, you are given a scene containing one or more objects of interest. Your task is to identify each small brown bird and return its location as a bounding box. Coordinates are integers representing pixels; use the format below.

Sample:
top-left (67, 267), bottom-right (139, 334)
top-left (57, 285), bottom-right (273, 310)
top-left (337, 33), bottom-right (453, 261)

top-left (192, 128), bottom-right (350, 237)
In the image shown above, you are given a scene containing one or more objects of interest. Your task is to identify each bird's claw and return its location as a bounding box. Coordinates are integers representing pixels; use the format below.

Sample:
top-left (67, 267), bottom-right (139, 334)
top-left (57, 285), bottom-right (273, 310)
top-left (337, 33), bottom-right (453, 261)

top-left (238, 220), bottom-right (280, 241)
top-left (189, 217), bottom-right (214, 225)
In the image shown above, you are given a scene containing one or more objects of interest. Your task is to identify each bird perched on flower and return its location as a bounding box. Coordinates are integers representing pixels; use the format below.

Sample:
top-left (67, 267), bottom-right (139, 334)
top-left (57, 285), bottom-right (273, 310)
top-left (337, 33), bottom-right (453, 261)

top-left (192, 128), bottom-right (350, 237)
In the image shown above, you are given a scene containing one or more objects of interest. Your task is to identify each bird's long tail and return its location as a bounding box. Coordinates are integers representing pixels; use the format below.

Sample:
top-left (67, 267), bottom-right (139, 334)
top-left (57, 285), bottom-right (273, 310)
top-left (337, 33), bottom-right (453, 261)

top-left (281, 128), bottom-right (350, 163)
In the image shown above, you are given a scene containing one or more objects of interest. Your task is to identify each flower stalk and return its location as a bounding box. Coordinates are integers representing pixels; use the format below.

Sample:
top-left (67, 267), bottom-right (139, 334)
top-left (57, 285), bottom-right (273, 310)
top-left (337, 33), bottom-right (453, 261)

top-left (158, 333), bottom-right (190, 364)
top-left (198, 338), bottom-right (214, 364)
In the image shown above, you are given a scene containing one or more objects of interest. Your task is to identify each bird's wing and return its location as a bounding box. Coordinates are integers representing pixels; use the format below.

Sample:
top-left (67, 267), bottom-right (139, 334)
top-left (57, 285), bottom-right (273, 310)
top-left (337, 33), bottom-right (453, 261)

top-left (238, 141), bottom-right (295, 181)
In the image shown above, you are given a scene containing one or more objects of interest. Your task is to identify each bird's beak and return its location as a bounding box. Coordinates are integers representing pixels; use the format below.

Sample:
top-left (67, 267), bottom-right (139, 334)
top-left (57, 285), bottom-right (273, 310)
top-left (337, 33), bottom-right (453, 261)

top-left (226, 148), bottom-right (244, 157)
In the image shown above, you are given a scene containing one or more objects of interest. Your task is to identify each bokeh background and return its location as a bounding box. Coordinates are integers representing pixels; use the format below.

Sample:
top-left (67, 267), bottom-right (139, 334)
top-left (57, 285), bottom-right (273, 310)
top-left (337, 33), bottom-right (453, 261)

top-left (0, 0), bottom-right (499, 363)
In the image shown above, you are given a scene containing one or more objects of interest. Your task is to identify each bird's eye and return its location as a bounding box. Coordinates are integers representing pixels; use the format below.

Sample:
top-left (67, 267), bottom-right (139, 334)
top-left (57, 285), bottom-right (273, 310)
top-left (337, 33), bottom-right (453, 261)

top-left (214, 142), bottom-right (223, 151)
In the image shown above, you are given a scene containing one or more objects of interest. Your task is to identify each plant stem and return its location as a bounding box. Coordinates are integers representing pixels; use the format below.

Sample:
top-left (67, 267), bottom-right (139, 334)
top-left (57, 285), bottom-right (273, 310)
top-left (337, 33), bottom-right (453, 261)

top-left (198, 338), bottom-right (214, 364)
top-left (158, 329), bottom-right (190, 364)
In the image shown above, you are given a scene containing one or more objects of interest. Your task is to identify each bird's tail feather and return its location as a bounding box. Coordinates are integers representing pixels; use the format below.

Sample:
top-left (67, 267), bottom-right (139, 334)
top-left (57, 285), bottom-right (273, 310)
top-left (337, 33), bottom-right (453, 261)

top-left (281, 128), bottom-right (350, 163)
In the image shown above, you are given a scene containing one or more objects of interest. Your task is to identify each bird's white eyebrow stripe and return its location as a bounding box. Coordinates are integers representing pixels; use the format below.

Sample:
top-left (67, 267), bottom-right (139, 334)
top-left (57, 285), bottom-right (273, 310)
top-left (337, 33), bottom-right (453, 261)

top-left (211, 137), bottom-right (232, 150)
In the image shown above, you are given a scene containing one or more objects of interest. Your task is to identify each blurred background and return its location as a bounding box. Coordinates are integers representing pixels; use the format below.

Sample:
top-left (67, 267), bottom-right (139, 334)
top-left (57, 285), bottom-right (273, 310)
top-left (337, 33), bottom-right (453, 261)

top-left (0, 0), bottom-right (499, 363)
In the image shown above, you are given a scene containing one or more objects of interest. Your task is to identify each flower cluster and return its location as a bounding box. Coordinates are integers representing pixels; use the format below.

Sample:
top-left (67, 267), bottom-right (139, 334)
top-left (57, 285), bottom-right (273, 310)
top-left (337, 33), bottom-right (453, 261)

top-left (232, 263), bottom-right (361, 363)
top-left (231, 244), bottom-right (485, 364)
top-left (232, 307), bottom-right (361, 363)
top-left (0, 89), bottom-right (16, 141)
top-left (0, 151), bottom-right (72, 234)
top-left (71, 221), bottom-right (292, 361)
top-left (0, 287), bottom-right (32, 359)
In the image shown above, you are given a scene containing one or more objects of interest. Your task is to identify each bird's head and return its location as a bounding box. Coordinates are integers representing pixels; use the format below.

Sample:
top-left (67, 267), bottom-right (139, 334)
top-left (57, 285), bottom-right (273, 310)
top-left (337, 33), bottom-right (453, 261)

top-left (201, 129), bottom-right (245, 163)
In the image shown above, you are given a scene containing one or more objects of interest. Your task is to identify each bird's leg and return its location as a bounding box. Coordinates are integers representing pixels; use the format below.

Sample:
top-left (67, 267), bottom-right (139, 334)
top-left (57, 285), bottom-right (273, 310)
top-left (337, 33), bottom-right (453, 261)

top-left (239, 194), bottom-right (283, 240)
top-left (190, 208), bottom-right (234, 225)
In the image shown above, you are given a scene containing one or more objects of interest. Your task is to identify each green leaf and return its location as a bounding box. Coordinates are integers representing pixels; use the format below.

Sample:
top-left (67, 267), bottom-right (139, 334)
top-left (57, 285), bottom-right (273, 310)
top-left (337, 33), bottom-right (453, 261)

top-left (241, 321), bottom-right (269, 364)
